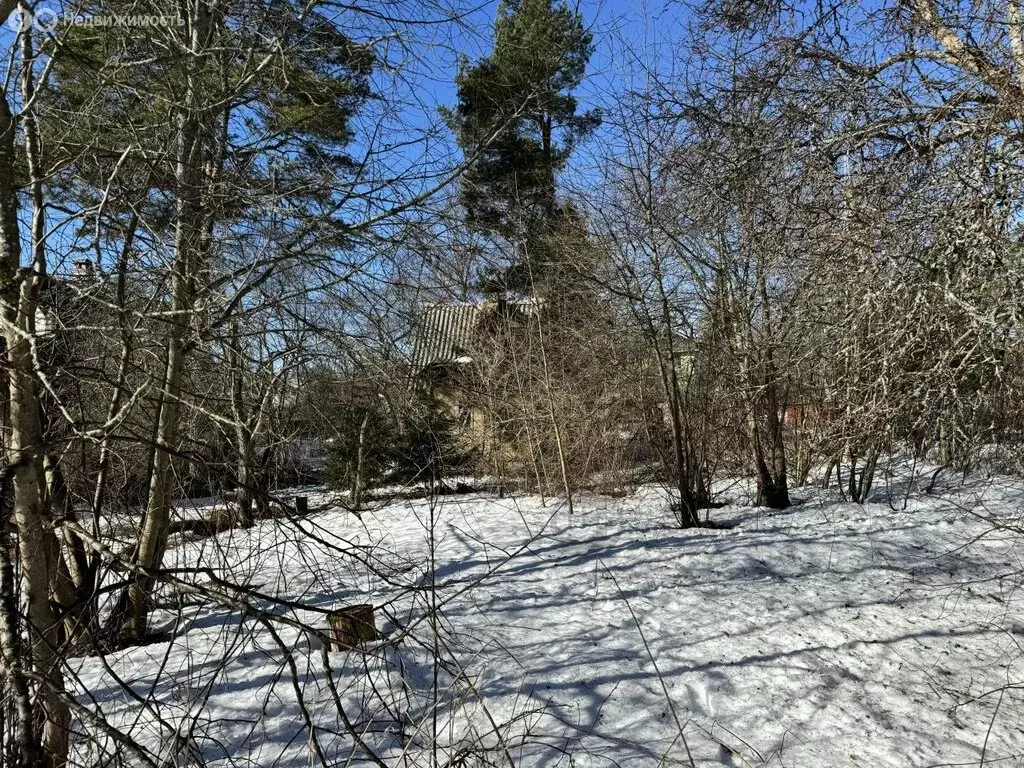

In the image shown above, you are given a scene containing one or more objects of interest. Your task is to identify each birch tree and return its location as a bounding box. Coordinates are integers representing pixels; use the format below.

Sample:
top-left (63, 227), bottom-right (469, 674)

top-left (0, 5), bottom-right (72, 764)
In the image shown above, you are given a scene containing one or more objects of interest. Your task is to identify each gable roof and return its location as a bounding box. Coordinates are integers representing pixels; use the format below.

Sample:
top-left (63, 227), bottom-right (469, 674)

top-left (411, 298), bottom-right (543, 371)
top-left (411, 302), bottom-right (481, 370)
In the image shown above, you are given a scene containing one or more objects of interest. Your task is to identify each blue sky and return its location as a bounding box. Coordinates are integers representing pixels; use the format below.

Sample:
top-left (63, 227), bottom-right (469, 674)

top-left (0, 0), bottom-right (696, 272)
top-left (363, 0), bottom-right (695, 184)
top-left (0, 0), bottom-right (694, 186)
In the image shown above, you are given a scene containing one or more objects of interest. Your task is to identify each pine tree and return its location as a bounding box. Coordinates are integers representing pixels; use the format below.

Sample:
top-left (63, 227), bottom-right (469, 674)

top-left (38, 0), bottom-right (376, 641)
top-left (446, 0), bottom-right (600, 292)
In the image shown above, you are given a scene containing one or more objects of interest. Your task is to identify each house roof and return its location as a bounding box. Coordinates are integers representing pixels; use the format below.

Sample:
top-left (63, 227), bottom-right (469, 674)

top-left (411, 298), bottom-right (542, 371)
top-left (411, 302), bottom-right (482, 371)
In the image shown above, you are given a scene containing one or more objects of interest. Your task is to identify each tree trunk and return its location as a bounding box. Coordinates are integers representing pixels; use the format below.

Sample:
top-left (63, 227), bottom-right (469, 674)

top-left (0, 80), bottom-right (70, 766)
top-left (120, 2), bottom-right (213, 639)
top-left (91, 206), bottom-right (143, 527)
top-left (847, 448), bottom-right (878, 504)
top-left (534, 305), bottom-right (574, 514)
top-left (125, 323), bottom-right (187, 638)
top-left (749, 344), bottom-right (790, 510)
top-left (44, 454), bottom-right (92, 645)
top-left (0, 508), bottom-right (38, 768)
top-left (654, 300), bottom-right (699, 528)
top-left (234, 430), bottom-right (256, 527)
top-left (351, 411), bottom-right (370, 511)
top-left (751, 412), bottom-right (791, 509)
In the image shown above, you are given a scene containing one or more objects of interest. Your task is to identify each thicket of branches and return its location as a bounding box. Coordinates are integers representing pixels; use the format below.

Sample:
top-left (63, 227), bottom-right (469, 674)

top-left (2, 0), bottom-right (1024, 765)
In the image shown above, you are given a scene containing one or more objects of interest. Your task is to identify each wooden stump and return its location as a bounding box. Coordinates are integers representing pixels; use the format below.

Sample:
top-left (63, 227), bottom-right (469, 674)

top-left (328, 604), bottom-right (377, 650)
top-left (294, 495), bottom-right (308, 516)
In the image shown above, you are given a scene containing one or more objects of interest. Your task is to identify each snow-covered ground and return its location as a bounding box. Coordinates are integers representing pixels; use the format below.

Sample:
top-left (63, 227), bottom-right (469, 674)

top-left (72, 470), bottom-right (1024, 767)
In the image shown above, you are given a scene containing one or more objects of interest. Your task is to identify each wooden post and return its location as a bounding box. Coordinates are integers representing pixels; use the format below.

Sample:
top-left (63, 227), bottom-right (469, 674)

top-left (328, 604), bottom-right (377, 650)
top-left (294, 495), bottom-right (308, 516)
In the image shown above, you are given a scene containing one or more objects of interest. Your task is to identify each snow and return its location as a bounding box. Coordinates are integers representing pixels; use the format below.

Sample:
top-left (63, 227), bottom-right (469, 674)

top-left (71, 472), bottom-right (1024, 766)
